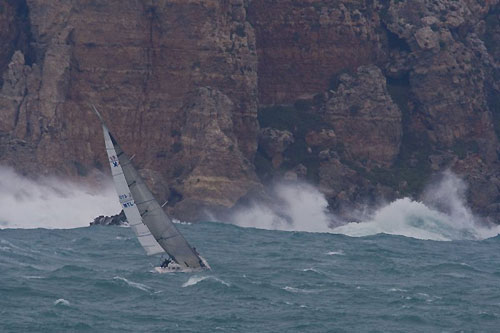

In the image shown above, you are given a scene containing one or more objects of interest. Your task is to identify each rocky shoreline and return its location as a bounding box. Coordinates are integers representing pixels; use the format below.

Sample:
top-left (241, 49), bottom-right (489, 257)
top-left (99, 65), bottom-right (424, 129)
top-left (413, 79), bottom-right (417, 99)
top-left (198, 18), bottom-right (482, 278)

top-left (90, 210), bottom-right (127, 227)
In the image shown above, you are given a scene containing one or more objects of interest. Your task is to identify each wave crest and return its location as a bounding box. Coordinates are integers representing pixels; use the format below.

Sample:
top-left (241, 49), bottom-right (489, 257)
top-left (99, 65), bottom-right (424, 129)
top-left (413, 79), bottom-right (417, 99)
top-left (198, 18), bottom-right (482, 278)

top-left (231, 172), bottom-right (500, 241)
top-left (182, 275), bottom-right (230, 288)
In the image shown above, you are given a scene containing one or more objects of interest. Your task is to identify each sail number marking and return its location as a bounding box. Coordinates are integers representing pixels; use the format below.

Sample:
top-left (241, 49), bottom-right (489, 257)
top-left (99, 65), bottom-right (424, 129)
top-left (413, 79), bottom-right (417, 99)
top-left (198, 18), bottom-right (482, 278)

top-left (123, 201), bottom-right (135, 208)
top-left (119, 193), bottom-right (131, 200)
top-left (109, 155), bottom-right (119, 167)
top-left (120, 192), bottom-right (134, 208)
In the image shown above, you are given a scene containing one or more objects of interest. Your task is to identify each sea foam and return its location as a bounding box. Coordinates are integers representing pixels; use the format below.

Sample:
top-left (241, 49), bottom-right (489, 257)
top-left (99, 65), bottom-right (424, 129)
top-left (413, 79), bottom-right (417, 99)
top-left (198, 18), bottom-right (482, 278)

top-left (113, 276), bottom-right (152, 292)
top-left (54, 299), bottom-right (70, 306)
top-left (182, 275), bottom-right (230, 288)
top-left (231, 171), bottom-right (500, 241)
top-left (0, 166), bottom-right (120, 229)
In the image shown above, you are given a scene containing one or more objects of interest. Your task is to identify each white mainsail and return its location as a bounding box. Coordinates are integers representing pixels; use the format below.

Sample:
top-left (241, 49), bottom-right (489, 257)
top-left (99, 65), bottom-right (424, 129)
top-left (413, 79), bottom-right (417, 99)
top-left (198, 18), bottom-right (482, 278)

top-left (94, 106), bottom-right (205, 269)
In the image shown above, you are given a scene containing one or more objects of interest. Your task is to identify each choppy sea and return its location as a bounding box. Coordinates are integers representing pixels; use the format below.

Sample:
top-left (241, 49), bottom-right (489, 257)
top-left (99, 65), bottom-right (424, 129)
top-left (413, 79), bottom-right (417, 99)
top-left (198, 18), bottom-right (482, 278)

top-left (2, 168), bottom-right (500, 332)
top-left (2, 221), bottom-right (500, 332)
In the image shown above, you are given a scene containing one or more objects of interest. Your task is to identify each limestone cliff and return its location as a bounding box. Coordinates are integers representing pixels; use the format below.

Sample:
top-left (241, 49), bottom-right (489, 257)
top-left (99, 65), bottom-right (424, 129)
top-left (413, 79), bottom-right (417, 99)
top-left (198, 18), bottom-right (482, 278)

top-left (0, 0), bottom-right (499, 222)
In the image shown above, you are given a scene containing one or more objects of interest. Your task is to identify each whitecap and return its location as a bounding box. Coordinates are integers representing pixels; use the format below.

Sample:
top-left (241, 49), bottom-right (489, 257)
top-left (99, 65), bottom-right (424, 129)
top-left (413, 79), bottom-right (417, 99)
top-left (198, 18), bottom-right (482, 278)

top-left (415, 293), bottom-right (442, 303)
top-left (54, 299), bottom-right (70, 306)
top-left (326, 250), bottom-right (345, 256)
top-left (113, 276), bottom-right (152, 292)
top-left (282, 286), bottom-right (318, 294)
top-left (0, 239), bottom-right (20, 250)
top-left (302, 268), bottom-right (320, 273)
top-left (182, 275), bottom-right (230, 288)
top-left (172, 219), bottom-right (192, 225)
top-left (333, 172), bottom-right (500, 241)
top-left (228, 172), bottom-right (500, 242)
top-left (301, 268), bottom-right (326, 276)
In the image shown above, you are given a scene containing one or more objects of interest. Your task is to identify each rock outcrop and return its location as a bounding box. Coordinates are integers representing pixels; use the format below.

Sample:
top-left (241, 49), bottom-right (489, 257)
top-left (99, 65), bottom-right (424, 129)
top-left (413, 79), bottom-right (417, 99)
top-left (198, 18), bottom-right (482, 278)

top-left (90, 210), bottom-right (127, 226)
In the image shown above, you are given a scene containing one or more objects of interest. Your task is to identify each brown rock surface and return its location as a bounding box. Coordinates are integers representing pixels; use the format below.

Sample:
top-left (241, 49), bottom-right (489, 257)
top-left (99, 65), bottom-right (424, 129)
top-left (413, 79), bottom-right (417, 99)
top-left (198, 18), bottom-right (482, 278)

top-left (170, 87), bottom-right (260, 220)
top-left (248, 0), bottom-right (387, 104)
top-left (0, 0), bottom-right (259, 219)
top-left (1, 0), bottom-right (500, 222)
top-left (259, 127), bottom-right (294, 169)
top-left (323, 65), bottom-right (402, 168)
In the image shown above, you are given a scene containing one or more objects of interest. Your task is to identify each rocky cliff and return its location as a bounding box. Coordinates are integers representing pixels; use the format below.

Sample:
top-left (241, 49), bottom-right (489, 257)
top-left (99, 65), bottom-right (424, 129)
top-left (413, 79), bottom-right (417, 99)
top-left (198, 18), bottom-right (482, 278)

top-left (0, 0), bottom-right (499, 222)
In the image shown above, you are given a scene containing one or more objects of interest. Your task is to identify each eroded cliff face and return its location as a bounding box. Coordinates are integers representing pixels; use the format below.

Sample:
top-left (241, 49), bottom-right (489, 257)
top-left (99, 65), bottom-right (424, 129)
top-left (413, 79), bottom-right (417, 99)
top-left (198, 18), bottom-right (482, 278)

top-left (247, 0), bottom-right (388, 105)
top-left (251, 0), bottom-right (500, 221)
top-left (0, 0), bottom-right (259, 218)
top-left (0, 0), bottom-right (499, 222)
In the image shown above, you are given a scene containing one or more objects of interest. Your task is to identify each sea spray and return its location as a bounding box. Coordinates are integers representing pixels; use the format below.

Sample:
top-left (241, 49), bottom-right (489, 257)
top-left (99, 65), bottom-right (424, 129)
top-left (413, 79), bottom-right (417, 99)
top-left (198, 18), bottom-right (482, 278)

top-left (232, 182), bottom-right (335, 233)
top-left (231, 173), bottom-right (500, 241)
top-left (336, 172), bottom-right (500, 241)
top-left (0, 166), bottom-right (120, 229)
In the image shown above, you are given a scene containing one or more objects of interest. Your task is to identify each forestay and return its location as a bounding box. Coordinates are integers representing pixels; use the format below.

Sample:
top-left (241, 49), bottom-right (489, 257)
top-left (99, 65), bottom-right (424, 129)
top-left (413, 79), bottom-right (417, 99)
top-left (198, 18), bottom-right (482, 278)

top-left (96, 107), bottom-right (204, 269)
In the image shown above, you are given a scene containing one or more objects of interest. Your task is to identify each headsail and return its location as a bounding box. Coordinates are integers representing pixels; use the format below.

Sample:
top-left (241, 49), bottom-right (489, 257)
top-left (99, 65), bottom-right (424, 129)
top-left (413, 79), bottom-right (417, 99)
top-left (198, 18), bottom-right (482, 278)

top-left (93, 105), bottom-right (204, 269)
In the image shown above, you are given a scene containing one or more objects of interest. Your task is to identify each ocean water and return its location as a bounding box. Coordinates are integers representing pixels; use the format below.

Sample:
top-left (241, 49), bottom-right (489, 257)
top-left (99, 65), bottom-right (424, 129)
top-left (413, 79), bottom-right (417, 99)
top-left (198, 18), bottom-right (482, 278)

top-left (2, 222), bottom-right (500, 332)
top-left (2, 168), bottom-right (500, 332)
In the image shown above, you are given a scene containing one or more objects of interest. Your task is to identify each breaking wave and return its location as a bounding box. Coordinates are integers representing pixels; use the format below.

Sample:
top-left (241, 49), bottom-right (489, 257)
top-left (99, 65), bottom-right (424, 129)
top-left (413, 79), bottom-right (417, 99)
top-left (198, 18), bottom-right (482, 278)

top-left (326, 250), bottom-right (345, 256)
top-left (232, 172), bottom-right (500, 241)
top-left (335, 172), bottom-right (500, 241)
top-left (282, 286), bottom-right (321, 294)
top-left (0, 166), bottom-right (120, 229)
top-left (232, 182), bottom-right (333, 233)
top-left (54, 299), bottom-right (70, 306)
top-left (113, 276), bottom-right (153, 292)
top-left (182, 275), bottom-right (230, 288)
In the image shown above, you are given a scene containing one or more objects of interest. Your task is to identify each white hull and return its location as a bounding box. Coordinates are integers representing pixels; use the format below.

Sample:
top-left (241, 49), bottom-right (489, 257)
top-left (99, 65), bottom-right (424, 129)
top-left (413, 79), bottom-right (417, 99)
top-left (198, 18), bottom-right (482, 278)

top-left (154, 256), bottom-right (211, 274)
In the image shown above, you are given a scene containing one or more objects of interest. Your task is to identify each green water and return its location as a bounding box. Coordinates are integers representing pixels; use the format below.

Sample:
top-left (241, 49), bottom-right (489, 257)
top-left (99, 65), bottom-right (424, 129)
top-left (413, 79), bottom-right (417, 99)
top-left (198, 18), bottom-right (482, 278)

top-left (1, 222), bottom-right (500, 332)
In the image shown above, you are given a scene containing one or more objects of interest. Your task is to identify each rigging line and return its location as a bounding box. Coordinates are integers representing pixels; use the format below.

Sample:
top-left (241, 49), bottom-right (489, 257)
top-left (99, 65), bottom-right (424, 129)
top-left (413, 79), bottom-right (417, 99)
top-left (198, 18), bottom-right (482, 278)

top-left (135, 199), bottom-right (155, 205)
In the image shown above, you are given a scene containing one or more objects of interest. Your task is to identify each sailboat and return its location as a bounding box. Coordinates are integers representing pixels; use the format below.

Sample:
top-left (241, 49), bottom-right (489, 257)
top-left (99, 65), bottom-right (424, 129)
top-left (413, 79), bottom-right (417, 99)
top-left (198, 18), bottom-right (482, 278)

top-left (92, 105), bottom-right (209, 272)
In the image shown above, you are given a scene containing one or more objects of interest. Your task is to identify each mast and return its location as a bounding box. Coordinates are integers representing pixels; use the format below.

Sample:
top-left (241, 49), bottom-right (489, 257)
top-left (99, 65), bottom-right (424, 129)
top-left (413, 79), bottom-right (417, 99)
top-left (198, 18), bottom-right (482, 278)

top-left (92, 105), bottom-right (204, 269)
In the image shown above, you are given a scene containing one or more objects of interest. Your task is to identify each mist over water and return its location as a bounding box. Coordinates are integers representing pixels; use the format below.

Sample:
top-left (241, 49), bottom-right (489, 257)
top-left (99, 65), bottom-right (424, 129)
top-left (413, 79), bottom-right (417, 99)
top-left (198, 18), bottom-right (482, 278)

top-left (3, 167), bottom-right (500, 331)
top-left (0, 166), bottom-right (120, 229)
top-left (2, 164), bottom-right (499, 241)
top-left (232, 171), bottom-right (500, 241)
top-left (232, 182), bottom-right (334, 233)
